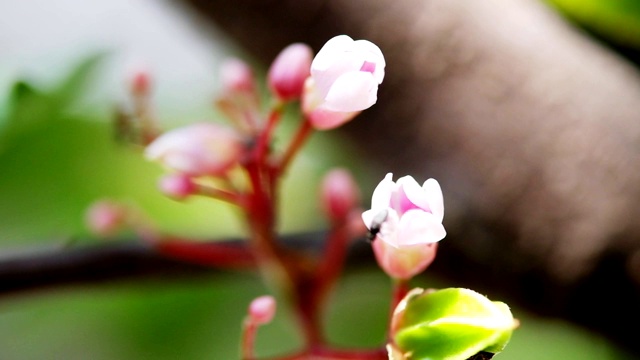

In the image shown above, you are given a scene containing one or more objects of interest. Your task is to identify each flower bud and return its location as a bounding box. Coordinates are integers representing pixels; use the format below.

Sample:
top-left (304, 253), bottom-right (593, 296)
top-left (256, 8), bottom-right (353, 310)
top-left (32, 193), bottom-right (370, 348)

top-left (303, 35), bottom-right (385, 130)
top-left (320, 168), bottom-right (360, 223)
top-left (248, 295), bottom-right (276, 326)
top-left (129, 70), bottom-right (152, 97)
top-left (145, 122), bottom-right (244, 177)
top-left (159, 173), bottom-right (196, 200)
top-left (220, 58), bottom-right (256, 94)
top-left (362, 173), bottom-right (446, 280)
top-left (268, 43), bottom-right (313, 101)
top-left (85, 200), bottom-right (128, 236)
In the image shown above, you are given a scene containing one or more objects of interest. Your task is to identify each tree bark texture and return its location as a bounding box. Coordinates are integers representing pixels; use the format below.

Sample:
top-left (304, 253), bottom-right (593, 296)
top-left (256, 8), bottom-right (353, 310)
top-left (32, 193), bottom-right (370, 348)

top-left (176, 0), bottom-right (640, 355)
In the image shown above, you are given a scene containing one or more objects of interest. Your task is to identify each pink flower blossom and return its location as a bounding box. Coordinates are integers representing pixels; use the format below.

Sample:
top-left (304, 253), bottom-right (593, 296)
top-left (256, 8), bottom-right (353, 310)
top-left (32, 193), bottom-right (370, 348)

top-left (268, 43), bottom-right (313, 101)
top-left (303, 35), bottom-right (385, 130)
top-left (362, 174), bottom-right (446, 279)
top-left (145, 122), bottom-right (244, 177)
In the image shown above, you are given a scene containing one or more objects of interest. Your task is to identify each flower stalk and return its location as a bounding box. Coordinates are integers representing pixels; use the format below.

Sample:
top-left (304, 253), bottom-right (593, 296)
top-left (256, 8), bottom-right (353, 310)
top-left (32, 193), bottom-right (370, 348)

top-left (121, 33), bottom-right (517, 360)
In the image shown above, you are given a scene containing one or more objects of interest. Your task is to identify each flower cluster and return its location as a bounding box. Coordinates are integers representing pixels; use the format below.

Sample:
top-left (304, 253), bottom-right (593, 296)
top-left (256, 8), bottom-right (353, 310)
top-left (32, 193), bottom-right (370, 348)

top-left (140, 35), bottom-right (386, 203)
top-left (104, 34), bottom-right (516, 360)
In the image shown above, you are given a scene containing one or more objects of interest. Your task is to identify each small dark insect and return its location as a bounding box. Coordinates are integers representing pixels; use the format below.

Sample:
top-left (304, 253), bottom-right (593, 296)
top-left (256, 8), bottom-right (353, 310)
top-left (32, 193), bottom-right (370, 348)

top-left (367, 209), bottom-right (388, 242)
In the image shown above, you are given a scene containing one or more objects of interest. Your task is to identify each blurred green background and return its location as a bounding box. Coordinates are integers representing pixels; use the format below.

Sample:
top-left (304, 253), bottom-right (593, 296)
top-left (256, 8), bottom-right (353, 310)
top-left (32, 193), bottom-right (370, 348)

top-left (0, 1), bottom-right (638, 359)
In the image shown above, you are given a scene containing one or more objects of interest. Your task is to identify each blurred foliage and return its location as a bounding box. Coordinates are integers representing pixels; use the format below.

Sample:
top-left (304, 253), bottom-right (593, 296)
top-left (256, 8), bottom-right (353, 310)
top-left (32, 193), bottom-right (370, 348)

top-left (0, 57), bottom-right (634, 359)
top-left (545, 0), bottom-right (640, 48)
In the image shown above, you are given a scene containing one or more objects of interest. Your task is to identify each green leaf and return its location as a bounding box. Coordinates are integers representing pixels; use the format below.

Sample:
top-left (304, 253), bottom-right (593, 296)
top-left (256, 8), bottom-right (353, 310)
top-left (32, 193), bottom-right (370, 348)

top-left (545, 0), bottom-right (640, 48)
top-left (393, 288), bottom-right (517, 360)
top-left (0, 54), bottom-right (105, 153)
top-left (52, 52), bottom-right (106, 106)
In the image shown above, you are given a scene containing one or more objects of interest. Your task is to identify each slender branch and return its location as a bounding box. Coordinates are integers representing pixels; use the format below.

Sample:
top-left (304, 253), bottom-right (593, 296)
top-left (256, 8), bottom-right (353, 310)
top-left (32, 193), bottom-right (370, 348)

top-left (255, 103), bottom-right (283, 164)
top-left (196, 184), bottom-right (244, 206)
top-left (154, 238), bottom-right (255, 268)
top-left (0, 241), bottom-right (214, 296)
top-left (0, 231), bottom-right (637, 356)
top-left (275, 119), bottom-right (313, 173)
top-left (241, 318), bottom-right (259, 360)
top-left (263, 346), bottom-right (387, 360)
top-left (314, 224), bottom-right (351, 304)
top-left (0, 233), bottom-right (367, 297)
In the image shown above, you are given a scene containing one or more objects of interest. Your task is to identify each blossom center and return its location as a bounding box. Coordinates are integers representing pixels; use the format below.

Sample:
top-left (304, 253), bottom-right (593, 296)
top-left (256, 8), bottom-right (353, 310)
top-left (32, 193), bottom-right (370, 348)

top-left (360, 61), bottom-right (376, 74)
top-left (390, 185), bottom-right (423, 217)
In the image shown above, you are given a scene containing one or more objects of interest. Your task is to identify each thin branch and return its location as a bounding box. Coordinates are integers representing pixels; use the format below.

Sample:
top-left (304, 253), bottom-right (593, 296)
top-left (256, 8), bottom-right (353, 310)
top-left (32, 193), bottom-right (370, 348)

top-left (0, 231), bottom-right (636, 357)
top-left (0, 232), bottom-right (352, 297)
top-left (0, 241), bottom-right (214, 296)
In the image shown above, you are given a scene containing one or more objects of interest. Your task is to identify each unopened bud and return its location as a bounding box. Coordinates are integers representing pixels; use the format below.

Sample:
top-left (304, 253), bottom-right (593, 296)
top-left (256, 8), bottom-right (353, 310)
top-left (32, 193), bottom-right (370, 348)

top-left (320, 168), bottom-right (360, 223)
top-left (159, 173), bottom-right (196, 199)
top-left (220, 58), bottom-right (256, 94)
top-left (85, 200), bottom-right (128, 236)
top-left (129, 69), bottom-right (152, 97)
top-left (145, 122), bottom-right (245, 177)
top-left (268, 43), bottom-right (313, 101)
top-left (248, 295), bottom-right (276, 325)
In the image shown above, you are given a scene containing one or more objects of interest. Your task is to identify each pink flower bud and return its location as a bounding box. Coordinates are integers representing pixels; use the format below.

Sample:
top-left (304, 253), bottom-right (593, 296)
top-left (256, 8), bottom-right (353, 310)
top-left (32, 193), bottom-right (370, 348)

top-left (303, 35), bottom-right (385, 130)
top-left (145, 122), bottom-right (244, 177)
top-left (159, 173), bottom-right (196, 199)
top-left (220, 58), bottom-right (256, 94)
top-left (85, 200), bottom-right (128, 236)
top-left (362, 174), bottom-right (446, 280)
top-left (268, 43), bottom-right (313, 101)
top-left (130, 70), bottom-right (152, 97)
top-left (320, 168), bottom-right (360, 222)
top-left (248, 295), bottom-right (276, 325)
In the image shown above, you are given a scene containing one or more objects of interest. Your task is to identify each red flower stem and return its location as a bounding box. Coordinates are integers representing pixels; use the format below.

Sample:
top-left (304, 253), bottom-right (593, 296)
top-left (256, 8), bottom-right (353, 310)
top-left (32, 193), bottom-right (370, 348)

top-left (241, 318), bottom-right (259, 360)
top-left (255, 102), bottom-right (284, 164)
top-left (387, 278), bottom-right (410, 342)
top-left (243, 108), bottom-right (328, 349)
top-left (391, 279), bottom-right (410, 316)
top-left (245, 211), bottom-right (325, 347)
top-left (244, 165), bottom-right (324, 347)
top-left (263, 347), bottom-right (387, 360)
top-left (313, 222), bottom-right (350, 311)
top-left (243, 185), bottom-right (323, 348)
top-left (196, 184), bottom-right (244, 206)
top-left (310, 347), bottom-right (388, 360)
top-left (243, 109), bottom-right (258, 131)
top-left (275, 119), bottom-right (313, 174)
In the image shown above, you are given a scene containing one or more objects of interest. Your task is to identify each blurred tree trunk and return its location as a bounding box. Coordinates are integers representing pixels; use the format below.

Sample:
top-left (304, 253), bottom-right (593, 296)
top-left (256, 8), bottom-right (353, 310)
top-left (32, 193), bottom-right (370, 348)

top-left (177, 0), bottom-right (640, 355)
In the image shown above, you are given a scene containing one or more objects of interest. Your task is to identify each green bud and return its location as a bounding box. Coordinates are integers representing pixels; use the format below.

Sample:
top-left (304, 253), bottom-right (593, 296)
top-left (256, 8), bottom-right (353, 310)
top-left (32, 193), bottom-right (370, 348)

top-left (390, 288), bottom-right (518, 360)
